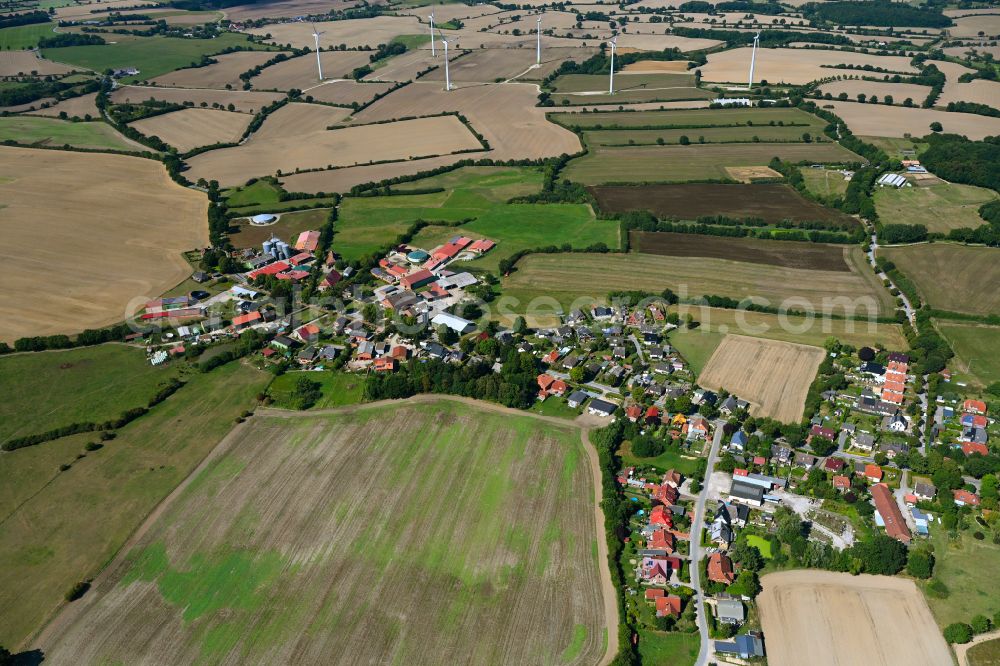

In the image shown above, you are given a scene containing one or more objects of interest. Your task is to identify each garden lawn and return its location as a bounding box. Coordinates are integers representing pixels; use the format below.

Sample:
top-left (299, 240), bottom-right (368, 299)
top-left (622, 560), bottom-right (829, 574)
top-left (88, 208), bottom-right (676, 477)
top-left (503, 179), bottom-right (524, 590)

top-left (619, 440), bottom-right (702, 476)
top-left (668, 327), bottom-right (726, 378)
top-left (746, 534), bottom-right (773, 558)
top-left (0, 343), bottom-right (181, 444)
top-left (638, 630), bottom-right (699, 666)
top-left (921, 523), bottom-right (1000, 628)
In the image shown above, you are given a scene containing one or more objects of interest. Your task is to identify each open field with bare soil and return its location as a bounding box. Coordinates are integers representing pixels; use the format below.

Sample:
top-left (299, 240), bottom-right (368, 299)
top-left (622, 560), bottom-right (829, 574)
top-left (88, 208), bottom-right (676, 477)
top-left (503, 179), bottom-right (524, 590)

top-left (698, 335), bottom-right (824, 421)
top-left (186, 114), bottom-right (482, 185)
top-left (881, 244), bottom-right (1000, 317)
top-left (817, 79), bottom-right (930, 104)
top-left (595, 183), bottom-right (858, 226)
top-left (110, 85), bottom-right (284, 114)
top-left (758, 570), bottom-right (951, 666)
top-left (355, 81), bottom-right (581, 160)
top-left (563, 142), bottom-right (859, 184)
top-left (25, 92), bottom-right (99, 119)
top-left (150, 50), bottom-right (280, 89)
top-left (0, 50), bottom-right (75, 76)
top-left (502, 249), bottom-right (894, 315)
top-left (250, 101), bottom-right (351, 140)
top-left (700, 47), bottom-right (918, 85)
top-left (0, 147), bottom-right (207, 342)
top-left (823, 101), bottom-right (1000, 140)
top-left (249, 15), bottom-right (421, 49)
top-left (39, 399), bottom-right (609, 666)
top-left (129, 108), bottom-right (250, 152)
top-left (622, 60), bottom-right (691, 73)
top-left (251, 51), bottom-right (374, 90)
top-left (631, 232), bottom-right (854, 271)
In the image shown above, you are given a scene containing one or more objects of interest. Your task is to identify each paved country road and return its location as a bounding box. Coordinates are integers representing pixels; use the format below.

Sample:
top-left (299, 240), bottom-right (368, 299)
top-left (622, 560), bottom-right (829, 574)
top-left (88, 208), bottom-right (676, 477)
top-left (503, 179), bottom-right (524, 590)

top-left (689, 420), bottom-right (726, 666)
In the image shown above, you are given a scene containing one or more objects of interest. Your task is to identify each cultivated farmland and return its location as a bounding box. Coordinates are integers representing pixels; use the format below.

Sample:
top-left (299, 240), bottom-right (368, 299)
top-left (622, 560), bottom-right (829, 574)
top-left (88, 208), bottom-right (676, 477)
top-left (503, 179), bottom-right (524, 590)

top-left (110, 84), bottom-right (284, 113)
top-left (250, 101), bottom-right (352, 139)
top-left (563, 143), bottom-right (859, 184)
top-left (631, 232), bottom-right (853, 271)
top-left (27, 92), bottom-right (100, 119)
top-left (758, 570), bottom-right (951, 666)
top-left (823, 101), bottom-right (1000, 141)
top-left (0, 362), bottom-right (269, 648)
top-left (0, 50), bottom-right (74, 76)
top-left (700, 47), bottom-right (918, 85)
top-left (0, 147), bottom-right (207, 341)
top-left (873, 182), bottom-right (995, 234)
top-left (249, 15), bottom-right (421, 49)
top-left (549, 107), bottom-right (826, 130)
top-left (595, 183), bottom-right (858, 226)
top-left (881, 244), bottom-right (1000, 316)
top-left (697, 335), bottom-right (824, 421)
top-left (817, 79), bottom-right (930, 104)
top-left (150, 50), bottom-right (280, 89)
top-left (128, 108), bottom-right (251, 152)
top-left (250, 51), bottom-right (374, 90)
top-left (185, 114), bottom-right (483, 186)
top-left (302, 79), bottom-right (395, 105)
top-left (39, 399), bottom-right (610, 666)
top-left (502, 250), bottom-right (894, 315)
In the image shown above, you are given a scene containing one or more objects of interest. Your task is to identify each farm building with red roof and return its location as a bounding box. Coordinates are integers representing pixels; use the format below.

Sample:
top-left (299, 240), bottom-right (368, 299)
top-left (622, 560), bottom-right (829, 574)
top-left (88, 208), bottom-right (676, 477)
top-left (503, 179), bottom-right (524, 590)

top-left (872, 483), bottom-right (911, 544)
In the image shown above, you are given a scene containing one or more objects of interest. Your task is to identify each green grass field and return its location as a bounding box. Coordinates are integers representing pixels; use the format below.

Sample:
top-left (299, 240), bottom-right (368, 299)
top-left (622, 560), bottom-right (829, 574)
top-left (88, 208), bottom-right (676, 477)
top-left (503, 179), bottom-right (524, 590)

top-left (42, 33), bottom-right (272, 82)
top-left (0, 23), bottom-right (55, 49)
top-left (882, 244), bottom-right (1000, 317)
top-left (801, 168), bottom-right (850, 197)
top-left (935, 321), bottom-right (1000, 388)
top-left (268, 371), bottom-right (366, 409)
top-left (391, 166), bottom-right (544, 201)
top-left (551, 72), bottom-right (696, 93)
top-left (583, 124), bottom-right (833, 146)
top-left (0, 116), bottom-right (137, 150)
top-left (229, 207), bottom-right (330, 248)
top-left (746, 534), bottom-right (773, 558)
top-left (40, 400), bottom-right (608, 664)
top-left (968, 637), bottom-right (1000, 666)
top-left (562, 142), bottom-right (860, 184)
top-left (552, 87), bottom-right (714, 105)
top-left (859, 135), bottom-right (928, 160)
top-left (638, 629), bottom-right (699, 666)
top-left (549, 107), bottom-right (826, 130)
top-left (874, 182), bottom-right (995, 234)
top-left (922, 523), bottom-right (1000, 628)
top-left (0, 344), bottom-right (181, 444)
top-left (0, 360), bottom-right (270, 647)
top-left (619, 440), bottom-right (702, 476)
top-left (668, 327), bottom-right (726, 377)
top-left (224, 178), bottom-right (283, 207)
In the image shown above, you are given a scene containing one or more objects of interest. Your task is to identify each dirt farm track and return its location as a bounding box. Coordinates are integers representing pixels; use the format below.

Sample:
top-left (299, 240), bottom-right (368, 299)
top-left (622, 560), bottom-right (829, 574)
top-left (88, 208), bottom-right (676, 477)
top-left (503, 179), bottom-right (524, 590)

top-left (0, 147), bottom-right (207, 342)
top-left (758, 570), bottom-right (952, 666)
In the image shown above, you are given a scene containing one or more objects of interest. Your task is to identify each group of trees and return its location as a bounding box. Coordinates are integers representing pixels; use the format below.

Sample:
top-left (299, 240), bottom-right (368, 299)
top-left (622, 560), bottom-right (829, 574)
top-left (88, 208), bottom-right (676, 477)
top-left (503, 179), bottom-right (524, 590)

top-left (802, 0), bottom-right (951, 27)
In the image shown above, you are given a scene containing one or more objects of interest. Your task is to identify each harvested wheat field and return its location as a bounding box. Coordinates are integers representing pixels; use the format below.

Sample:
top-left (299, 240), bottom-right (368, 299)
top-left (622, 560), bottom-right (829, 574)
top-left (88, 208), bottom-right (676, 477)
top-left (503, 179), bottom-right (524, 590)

top-left (881, 244), bottom-right (1000, 317)
top-left (950, 13), bottom-right (1000, 38)
top-left (250, 102), bottom-right (352, 140)
top-left (0, 147), bottom-right (207, 342)
top-left (362, 48), bottom-right (432, 83)
top-left (110, 85), bottom-right (284, 114)
top-left (304, 79), bottom-right (395, 105)
top-left (27, 92), bottom-right (100, 119)
top-left (0, 51), bottom-right (74, 76)
top-left (38, 399), bottom-right (610, 666)
top-left (818, 79), bottom-right (930, 103)
top-left (225, 0), bottom-right (358, 21)
top-left (701, 48), bottom-right (918, 85)
top-left (397, 2), bottom-right (504, 21)
top-left (615, 33), bottom-right (723, 52)
top-left (824, 101), bottom-right (1000, 140)
top-left (622, 60), bottom-right (691, 73)
top-left (280, 152), bottom-right (488, 194)
top-left (129, 108), bottom-right (251, 152)
top-left (759, 570), bottom-right (951, 666)
top-left (422, 47), bottom-right (590, 83)
top-left (937, 78), bottom-right (1000, 109)
top-left (150, 50), bottom-right (280, 89)
top-left (53, 0), bottom-right (159, 21)
top-left (186, 115), bottom-right (482, 185)
top-left (251, 51), bottom-right (374, 90)
top-left (249, 15), bottom-right (421, 49)
top-left (697, 335), bottom-right (823, 421)
top-left (356, 81), bottom-right (581, 160)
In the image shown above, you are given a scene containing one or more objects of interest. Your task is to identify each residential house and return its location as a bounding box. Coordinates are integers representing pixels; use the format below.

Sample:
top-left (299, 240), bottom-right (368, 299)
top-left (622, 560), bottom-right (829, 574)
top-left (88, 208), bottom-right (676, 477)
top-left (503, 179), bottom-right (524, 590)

top-left (914, 481), bottom-right (936, 501)
top-left (707, 552), bottom-right (735, 584)
top-left (374, 357), bottom-right (396, 372)
top-left (794, 453), bottom-right (817, 469)
top-left (954, 489), bottom-right (981, 507)
top-left (715, 634), bottom-right (765, 660)
top-left (962, 441), bottom-right (989, 457)
top-left (854, 432), bottom-right (876, 452)
top-left (656, 595), bottom-right (683, 618)
top-left (662, 469), bottom-right (682, 488)
top-left (730, 478), bottom-right (765, 507)
top-left (297, 347), bottom-right (317, 365)
top-left (567, 390), bottom-right (589, 408)
top-left (294, 323), bottom-right (320, 344)
top-left (885, 410), bottom-right (908, 433)
top-left (730, 431), bottom-right (748, 451)
top-left (708, 505), bottom-right (733, 546)
top-left (271, 335), bottom-right (296, 351)
top-left (626, 405), bottom-right (643, 422)
top-left (833, 475), bottom-right (851, 492)
top-left (588, 398), bottom-right (618, 417)
top-left (959, 428), bottom-right (989, 446)
top-left (715, 599), bottom-right (745, 625)
top-left (963, 399), bottom-right (988, 416)
top-left (648, 529), bottom-right (676, 554)
top-left (911, 507), bottom-right (930, 536)
top-left (872, 483), bottom-right (911, 544)
top-left (823, 457), bottom-right (846, 473)
top-left (864, 464), bottom-right (883, 482)
top-left (687, 417), bottom-right (709, 440)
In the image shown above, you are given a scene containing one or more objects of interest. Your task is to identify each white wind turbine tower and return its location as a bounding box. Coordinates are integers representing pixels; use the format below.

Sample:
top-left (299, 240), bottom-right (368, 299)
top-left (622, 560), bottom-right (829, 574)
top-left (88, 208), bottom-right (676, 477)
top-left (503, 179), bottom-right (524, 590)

top-left (311, 23), bottom-right (325, 81)
top-left (442, 37), bottom-right (452, 90)
top-left (535, 16), bottom-right (542, 66)
top-left (429, 12), bottom-right (436, 56)
top-left (608, 36), bottom-right (617, 94)
top-left (747, 30), bottom-right (761, 90)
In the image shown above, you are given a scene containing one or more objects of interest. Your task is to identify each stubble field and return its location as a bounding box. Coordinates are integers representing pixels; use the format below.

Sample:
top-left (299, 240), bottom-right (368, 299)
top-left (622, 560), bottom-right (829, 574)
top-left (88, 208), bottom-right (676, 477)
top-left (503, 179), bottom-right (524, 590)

top-left (249, 15), bottom-right (421, 49)
top-left (631, 232), bottom-right (853, 270)
top-left (697, 334), bottom-right (824, 421)
top-left (0, 147), bottom-right (207, 342)
top-left (27, 92), bottom-right (100, 119)
top-left (39, 399), bottom-right (609, 666)
top-left (700, 48), bottom-right (918, 85)
top-left (758, 570), bottom-right (951, 666)
top-left (0, 50), bottom-right (75, 76)
top-left (150, 50), bottom-right (280, 89)
top-left (250, 50), bottom-right (374, 90)
top-left (823, 101), bottom-right (1000, 141)
top-left (110, 85), bottom-right (284, 113)
top-left (128, 108), bottom-right (251, 152)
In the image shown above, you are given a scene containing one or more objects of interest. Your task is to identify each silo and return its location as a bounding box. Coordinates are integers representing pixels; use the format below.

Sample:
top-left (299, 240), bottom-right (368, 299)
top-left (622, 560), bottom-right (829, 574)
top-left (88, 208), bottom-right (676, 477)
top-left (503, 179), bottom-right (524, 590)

top-left (263, 239), bottom-right (275, 256)
top-left (279, 242), bottom-right (292, 260)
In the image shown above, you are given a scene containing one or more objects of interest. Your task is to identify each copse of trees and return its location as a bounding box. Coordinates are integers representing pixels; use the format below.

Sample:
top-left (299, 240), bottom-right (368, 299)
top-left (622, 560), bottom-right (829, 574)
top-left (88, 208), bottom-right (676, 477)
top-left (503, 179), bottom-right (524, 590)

top-left (920, 133), bottom-right (1000, 193)
top-left (801, 0), bottom-right (951, 27)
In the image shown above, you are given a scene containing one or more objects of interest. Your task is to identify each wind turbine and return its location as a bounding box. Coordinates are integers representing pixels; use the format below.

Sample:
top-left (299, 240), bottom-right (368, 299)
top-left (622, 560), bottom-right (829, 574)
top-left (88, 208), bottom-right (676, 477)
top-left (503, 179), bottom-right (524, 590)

top-left (442, 37), bottom-right (451, 91)
top-left (429, 12), bottom-right (436, 57)
top-left (747, 30), bottom-right (761, 90)
top-left (608, 36), bottom-right (617, 95)
top-left (311, 23), bottom-right (325, 81)
top-left (535, 16), bottom-right (542, 66)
